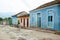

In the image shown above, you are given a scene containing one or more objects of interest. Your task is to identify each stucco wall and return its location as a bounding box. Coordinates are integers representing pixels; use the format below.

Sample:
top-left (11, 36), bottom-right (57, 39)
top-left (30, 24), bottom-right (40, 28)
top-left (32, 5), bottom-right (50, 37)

top-left (19, 16), bottom-right (30, 28)
top-left (30, 12), bottom-right (37, 27)
top-left (30, 4), bottom-right (60, 31)
top-left (57, 5), bottom-right (60, 30)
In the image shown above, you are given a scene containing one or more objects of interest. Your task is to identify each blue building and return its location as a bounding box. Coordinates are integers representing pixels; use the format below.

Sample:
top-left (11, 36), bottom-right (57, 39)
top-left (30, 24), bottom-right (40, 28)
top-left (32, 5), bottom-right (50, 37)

top-left (30, 1), bottom-right (60, 31)
top-left (12, 15), bottom-right (18, 25)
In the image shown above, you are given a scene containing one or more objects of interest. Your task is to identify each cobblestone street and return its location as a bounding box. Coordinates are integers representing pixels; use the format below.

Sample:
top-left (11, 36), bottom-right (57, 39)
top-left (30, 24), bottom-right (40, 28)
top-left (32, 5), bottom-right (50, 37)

top-left (0, 25), bottom-right (60, 40)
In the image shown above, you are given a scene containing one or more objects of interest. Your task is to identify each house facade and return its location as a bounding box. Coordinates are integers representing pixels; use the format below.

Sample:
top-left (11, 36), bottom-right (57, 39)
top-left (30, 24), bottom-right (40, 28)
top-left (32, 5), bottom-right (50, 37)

top-left (30, 1), bottom-right (60, 31)
top-left (17, 11), bottom-right (30, 28)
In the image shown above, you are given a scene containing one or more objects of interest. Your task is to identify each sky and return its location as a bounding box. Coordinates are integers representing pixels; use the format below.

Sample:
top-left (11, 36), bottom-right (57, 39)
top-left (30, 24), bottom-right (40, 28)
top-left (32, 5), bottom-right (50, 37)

top-left (0, 0), bottom-right (54, 18)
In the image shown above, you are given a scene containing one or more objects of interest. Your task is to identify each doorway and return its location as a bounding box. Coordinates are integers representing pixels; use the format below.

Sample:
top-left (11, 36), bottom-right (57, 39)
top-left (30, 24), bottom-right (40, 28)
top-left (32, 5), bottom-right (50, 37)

top-left (27, 18), bottom-right (29, 27)
top-left (23, 18), bottom-right (25, 27)
top-left (37, 13), bottom-right (41, 27)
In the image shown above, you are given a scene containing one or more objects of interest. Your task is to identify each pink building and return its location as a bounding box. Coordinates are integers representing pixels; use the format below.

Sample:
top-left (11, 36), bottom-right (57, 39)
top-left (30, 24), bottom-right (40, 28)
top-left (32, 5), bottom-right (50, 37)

top-left (17, 11), bottom-right (30, 28)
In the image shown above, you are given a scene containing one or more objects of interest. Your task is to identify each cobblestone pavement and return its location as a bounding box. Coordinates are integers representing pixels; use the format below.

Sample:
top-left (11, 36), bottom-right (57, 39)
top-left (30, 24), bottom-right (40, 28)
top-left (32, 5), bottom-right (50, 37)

top-left (0, 25), bottom-right (60, 40)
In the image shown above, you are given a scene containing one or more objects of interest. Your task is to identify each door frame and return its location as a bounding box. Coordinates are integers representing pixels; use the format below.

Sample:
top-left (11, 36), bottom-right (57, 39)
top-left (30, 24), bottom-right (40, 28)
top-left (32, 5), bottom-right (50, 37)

top-left (47, 9), bottom-right (54, 28)
top-left (36, 13), bottom-right (42, 28)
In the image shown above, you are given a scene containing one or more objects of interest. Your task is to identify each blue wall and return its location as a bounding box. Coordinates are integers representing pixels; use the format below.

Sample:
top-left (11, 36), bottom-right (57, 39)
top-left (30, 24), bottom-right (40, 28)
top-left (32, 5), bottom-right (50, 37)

top-left (12, 15), bottom-right (18, 25)
top-left (57, 5), bottom-right (60, 30)
top-left (30, 4), bottom-right (60, 31)
top-left (30, 12), bottom-right (37, 27)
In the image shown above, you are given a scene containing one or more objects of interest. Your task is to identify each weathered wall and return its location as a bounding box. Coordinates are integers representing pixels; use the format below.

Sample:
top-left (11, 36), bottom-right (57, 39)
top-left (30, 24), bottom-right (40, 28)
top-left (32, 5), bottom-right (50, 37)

top-left (30, 12), bottom-right (37, 27)
top-left (56, 5), bottom-right (60, 30)
top-left (30, 4), bottom-right (60, 31)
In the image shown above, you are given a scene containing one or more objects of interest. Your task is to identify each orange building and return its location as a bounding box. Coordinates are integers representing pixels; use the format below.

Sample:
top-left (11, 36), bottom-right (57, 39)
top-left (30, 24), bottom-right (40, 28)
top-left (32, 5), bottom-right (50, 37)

top-left (17, 11), bottom-right (30, 28)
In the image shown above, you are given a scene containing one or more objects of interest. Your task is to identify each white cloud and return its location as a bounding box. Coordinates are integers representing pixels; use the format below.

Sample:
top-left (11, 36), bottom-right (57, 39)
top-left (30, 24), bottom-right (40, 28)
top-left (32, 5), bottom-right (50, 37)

top-left (0, 0), bottom-right (54, 18)
top-left (0, 0), bottom-right (29, 13)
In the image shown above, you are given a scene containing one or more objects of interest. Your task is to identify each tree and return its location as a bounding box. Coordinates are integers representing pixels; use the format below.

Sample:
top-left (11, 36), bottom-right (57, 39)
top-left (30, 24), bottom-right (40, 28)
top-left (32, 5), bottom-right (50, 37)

top-left (0, 17), bottom-right (3, 21)
top-left (8, 17), bottom-right (11, 20)
top-left (18, 20), bottom-right (20, 24)
top-left (0, 17), bottom-right (3, 24)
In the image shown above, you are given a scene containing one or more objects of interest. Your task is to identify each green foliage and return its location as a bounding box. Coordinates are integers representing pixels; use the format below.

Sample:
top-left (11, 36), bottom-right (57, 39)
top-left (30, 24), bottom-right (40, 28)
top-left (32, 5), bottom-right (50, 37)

top-left (18, 20), bottom-right (20, 24)
top-left (0, 17), bottom-right (3, 21)
top-left (8, 17), bottom-right (11, 20)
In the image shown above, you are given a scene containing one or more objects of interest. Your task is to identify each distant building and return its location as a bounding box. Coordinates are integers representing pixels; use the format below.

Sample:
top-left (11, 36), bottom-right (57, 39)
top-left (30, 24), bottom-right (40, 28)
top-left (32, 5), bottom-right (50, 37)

top-left (12, 15), bottom-right (18, 25)
top-left (12, 11), bottom-right (30, 28)
top-left (0, 21), bottom-right (3, 25)
top-left (2, 19), bottom-right (7, 25)
top-left (30, 0), bottom-right (60, 31)
top-left (17, 11), bottom-right (30, 28)
top-left (2, 18), bottom-right (12, 25)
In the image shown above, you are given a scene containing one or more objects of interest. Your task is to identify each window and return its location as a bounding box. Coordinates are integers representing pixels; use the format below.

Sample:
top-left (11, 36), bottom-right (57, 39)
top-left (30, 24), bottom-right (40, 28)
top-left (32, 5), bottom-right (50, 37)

top-left (48, 16), bottom-right (53, 22)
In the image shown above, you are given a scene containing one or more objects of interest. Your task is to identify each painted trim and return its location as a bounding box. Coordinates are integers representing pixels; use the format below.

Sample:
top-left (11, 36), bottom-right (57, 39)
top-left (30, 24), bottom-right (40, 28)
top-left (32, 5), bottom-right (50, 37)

top-left (30, 4), bottom-right (60, 12)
